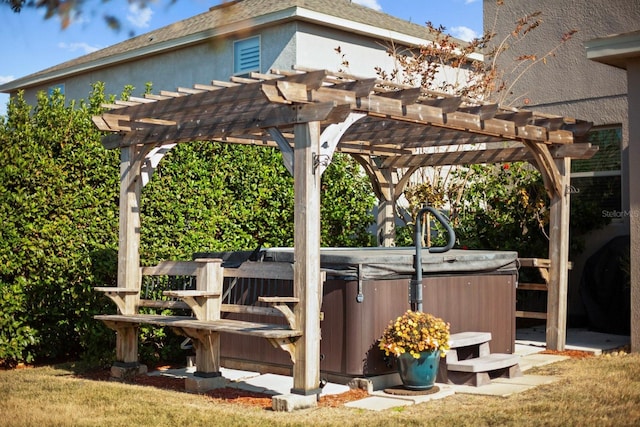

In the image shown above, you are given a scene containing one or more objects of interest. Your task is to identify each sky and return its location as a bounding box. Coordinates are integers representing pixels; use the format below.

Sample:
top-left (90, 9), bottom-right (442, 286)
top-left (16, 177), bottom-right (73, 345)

top-left (0, 0), bottom-right (483, 115)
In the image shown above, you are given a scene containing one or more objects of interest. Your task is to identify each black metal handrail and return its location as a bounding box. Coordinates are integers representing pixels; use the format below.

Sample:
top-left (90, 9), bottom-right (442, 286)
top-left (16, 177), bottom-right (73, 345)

top-left (411, 206), bottom-right (456, 311)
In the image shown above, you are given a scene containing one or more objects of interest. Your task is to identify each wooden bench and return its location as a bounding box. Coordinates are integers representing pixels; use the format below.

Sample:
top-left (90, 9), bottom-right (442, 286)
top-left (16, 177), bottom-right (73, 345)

top-left (95, 259), bottom-right (323, 388)
top-left (516, 258), bottom-right (573, 320)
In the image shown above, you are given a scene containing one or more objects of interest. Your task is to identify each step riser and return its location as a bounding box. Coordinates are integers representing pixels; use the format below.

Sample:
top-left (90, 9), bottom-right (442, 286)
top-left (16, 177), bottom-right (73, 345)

top-left (442, 331), bottom-right (521, 387)
top-left (449, 331), bottom-right (492, 349)
top-left (439, 364), bottom-right (522, 387)
top-left (447, 354), bottom-right (521, 373)
top-left (446, 342), bottom-right (490, 363)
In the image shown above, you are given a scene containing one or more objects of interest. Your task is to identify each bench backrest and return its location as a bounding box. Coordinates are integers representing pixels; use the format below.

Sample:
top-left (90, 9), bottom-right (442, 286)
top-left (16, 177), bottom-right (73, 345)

top-left (138, 260), bottom-right (323, 319)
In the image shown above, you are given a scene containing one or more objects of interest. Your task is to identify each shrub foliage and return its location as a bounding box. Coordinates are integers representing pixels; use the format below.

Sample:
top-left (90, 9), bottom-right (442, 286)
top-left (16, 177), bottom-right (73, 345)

top-left (0, 86), bottom-right (119, 365)
top-left (0, 85), bottom-right (376, 366)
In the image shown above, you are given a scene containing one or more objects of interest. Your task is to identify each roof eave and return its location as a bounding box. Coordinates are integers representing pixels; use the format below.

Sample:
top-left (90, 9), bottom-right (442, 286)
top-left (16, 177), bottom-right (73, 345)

top-left (0, 5), bottom-right (481, 94)
top-left (1, 9), bottom-right (298, 93)
top-left (585, 30), bottom-right (640, 70)
top-left (295, 9), bottom-right (482, 60)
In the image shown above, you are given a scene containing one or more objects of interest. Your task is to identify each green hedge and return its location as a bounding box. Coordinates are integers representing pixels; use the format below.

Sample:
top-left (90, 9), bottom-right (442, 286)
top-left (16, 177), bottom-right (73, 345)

top-left (0, 84), bottom-right (376, 367)
top-left (0, 86), bottom-right (119, 365)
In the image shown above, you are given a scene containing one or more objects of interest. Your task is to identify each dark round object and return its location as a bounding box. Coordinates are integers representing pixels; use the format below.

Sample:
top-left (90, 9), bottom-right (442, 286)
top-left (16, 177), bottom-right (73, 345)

top-left (383, 385), bottom-right (441, 396)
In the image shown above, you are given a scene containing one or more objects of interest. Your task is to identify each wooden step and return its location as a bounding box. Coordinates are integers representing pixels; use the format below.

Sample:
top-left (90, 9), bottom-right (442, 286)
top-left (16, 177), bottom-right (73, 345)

top-left (447, 353), bottom-right (520, 373)
top-left (449, 331), bottom-right (492, 349)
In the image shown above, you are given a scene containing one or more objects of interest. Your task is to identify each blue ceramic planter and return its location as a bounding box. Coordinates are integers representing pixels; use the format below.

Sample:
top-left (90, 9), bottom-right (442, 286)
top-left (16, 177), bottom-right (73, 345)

top-left (397, 350), bottom-right (441, 390)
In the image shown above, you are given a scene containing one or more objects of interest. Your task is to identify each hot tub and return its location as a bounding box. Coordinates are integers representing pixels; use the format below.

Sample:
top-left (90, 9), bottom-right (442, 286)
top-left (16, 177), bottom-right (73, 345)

top-left (194, 247), bottom-right (518, 382)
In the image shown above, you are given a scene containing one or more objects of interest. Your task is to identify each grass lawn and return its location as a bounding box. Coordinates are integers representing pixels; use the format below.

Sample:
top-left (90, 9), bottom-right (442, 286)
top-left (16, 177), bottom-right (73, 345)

top-left (1, 352), bottom-right (639, 426)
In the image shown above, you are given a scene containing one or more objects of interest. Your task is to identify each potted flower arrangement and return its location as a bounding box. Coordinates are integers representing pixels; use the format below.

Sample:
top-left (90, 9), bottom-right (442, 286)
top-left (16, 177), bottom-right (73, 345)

top-left (378, 310), bottom-right (450, 390)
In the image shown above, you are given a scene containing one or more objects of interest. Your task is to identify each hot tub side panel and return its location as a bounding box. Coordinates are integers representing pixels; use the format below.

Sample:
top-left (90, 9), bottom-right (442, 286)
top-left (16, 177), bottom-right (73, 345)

top-left (217, 271), bottom-right (516, 378)
top-left (421, 273), bottom-right (517, 354)
top-left (333, 273), bottom-right (517, 377)
top-left (218, 278), bottom-right (409, 378)
top-left (325, 278), bottom-right (410, 377)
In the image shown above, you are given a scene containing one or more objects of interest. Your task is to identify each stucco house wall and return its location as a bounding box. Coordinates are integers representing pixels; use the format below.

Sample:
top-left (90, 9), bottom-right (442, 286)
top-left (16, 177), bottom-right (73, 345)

top-left (628, 57), bottom-right (640, 352)
top-left (484, 0), bottom-right (639, 328)
top-left (46, 21), bottom-right (400, 104)
top-left (3, 1), bottom-right (467, 108)
top-left (586, 30), bottom-right (640, 351)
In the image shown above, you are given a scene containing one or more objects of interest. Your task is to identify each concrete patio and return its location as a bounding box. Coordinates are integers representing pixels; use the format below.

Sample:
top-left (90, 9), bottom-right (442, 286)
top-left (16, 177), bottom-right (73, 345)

top-left (147, 328), bottom-right (629, 411)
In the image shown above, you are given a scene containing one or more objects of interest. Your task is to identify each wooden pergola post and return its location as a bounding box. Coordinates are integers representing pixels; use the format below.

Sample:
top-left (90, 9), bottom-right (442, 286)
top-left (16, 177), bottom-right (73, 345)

top-left (352, 155), bottom-right (420, 248)
top-left (376, 168), bottom-right (396, 247)
top-left (118, 144), bottom-right (143, 300)
top-left (546, 157), bottom-right (571, 350)
top-left (291, 121), bottom-right (323, 396)
top-left (112, 144), bottom-right (144, 371)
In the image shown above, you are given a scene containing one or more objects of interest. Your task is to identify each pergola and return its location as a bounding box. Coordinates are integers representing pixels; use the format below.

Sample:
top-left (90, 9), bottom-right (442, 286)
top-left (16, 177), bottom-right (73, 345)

top-left (93, 67), bottom-right (595, 395)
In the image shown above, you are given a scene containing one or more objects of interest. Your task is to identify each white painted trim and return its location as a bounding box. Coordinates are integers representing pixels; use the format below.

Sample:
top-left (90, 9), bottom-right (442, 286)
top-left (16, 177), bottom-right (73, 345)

top-left (141, 144), bottom-right (176, 187)
top-left (296, 9), bottom-right (431, 48)
top-left (570, 170), bottom-right (621, 178)
top-left (318, 112), bottom-right (366, 176)
top-left (586, 31), bottom-right (640, 69)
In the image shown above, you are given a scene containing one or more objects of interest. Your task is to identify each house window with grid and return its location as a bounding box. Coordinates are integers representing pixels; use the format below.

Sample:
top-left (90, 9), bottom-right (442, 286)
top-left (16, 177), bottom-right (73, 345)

top-left (570, 125), bottom-right (622, 218)
top-left (233, 36), bottom-right (260, 76)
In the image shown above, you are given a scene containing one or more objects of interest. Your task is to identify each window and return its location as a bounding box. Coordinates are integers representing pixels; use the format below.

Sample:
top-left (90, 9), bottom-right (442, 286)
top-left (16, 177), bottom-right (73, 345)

top-left (48, 83), bottom-right (65, 97)
top-left (570, 125), bottom-right (622, 217)
top-left (233, 36), bottom-right (260, 75)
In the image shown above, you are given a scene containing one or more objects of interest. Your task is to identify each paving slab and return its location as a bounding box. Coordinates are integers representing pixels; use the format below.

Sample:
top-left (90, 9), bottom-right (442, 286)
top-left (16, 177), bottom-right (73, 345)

top-left (147, 366), bottom-right (192, 379)
top-left (514, 343), bottom-right (545, 356)
top-left (150, 367), bottom-right (350, 397)
top-left (516, 327), bottom-right (630, 355)
top-left (518, 353), bottom-right (569, 372)
top-left (452, 381), bottom-right (535, 397)
top-left (220, 367), bottom-right (261, 382)
top-left (344, 395), bottom-right (414, 411)
top-left (148, 366), bottom-right (261, 381)
top-left (231, 373), bottom-right (350, 396)
top-left (492, 374), bottom-right (559, 386)
top-left (452, 373), bottom-right (560, 397)
top-left (227, 373), bottom-right (290, 395)
top-left (345, 383), bottom-right (455, 411)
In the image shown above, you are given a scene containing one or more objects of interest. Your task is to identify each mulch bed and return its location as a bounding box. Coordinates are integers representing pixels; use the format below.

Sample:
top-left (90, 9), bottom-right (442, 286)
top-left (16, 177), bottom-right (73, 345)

top-left (17, 347), bottom-right (622, 409)
top-left (76, 367), bottom-right (370, 409)
top-left (539, 349), bottom-right (595, 359)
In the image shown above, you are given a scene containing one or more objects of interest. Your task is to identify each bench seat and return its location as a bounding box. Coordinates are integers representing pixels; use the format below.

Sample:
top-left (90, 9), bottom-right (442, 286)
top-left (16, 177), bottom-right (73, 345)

top-left (94, 314), bottom-right (302, 339)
